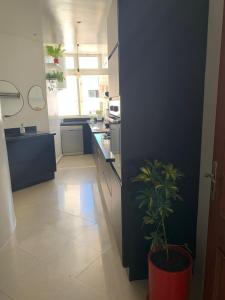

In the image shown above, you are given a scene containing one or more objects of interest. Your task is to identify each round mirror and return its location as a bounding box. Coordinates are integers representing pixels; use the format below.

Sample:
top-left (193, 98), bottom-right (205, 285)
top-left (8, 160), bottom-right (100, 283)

top-left (28, 85), bottom-right (46, 111)
top-left (0, 80), bottom-right (24, 117)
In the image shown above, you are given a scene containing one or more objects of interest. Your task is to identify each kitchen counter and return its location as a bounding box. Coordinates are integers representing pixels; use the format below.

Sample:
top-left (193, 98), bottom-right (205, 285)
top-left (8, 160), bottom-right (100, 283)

top-left (5, 132), bottom-right (56, 142)
top-left (61, 119), bottom-right (121, 178)
top-left (89, 122), bottom-right (108, 133)
top-left (61, 119), bottom-right (108, 132)
top-left (94, 133), bottom-right (115, 162)
top-left (6, 131), bottom-right (56, 191)
top-left (112, 153), bottom-right (121, 180)
top-left (61, 121), bottom-right (88, 126)
top-left (60, 119), bottom-right (108, 155)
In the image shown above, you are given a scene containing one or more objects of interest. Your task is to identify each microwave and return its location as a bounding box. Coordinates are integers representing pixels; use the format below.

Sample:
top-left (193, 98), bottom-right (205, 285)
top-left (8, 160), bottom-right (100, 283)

top-left (109, 97), bottom-right (120, 119)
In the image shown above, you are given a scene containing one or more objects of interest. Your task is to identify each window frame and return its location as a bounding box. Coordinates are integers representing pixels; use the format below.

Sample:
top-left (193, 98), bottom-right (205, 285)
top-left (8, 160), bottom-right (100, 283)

top-left (56, 53), bottom-right (108, 117)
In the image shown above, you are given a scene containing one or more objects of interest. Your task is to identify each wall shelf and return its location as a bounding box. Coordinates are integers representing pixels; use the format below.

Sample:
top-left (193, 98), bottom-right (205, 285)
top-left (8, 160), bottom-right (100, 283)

top-left (0, 92), bottom-right (20, 98)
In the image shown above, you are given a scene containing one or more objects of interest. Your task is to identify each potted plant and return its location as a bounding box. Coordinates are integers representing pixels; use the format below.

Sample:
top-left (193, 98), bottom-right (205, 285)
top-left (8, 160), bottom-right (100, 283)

top-left (132, 160), bottom-right (192, 300)
top-left (46, 71), bottom-right (65, 82)
top-left (46, 71), bottom-right (65, 91)
top-left (46, 44), bottom-right (65, 64)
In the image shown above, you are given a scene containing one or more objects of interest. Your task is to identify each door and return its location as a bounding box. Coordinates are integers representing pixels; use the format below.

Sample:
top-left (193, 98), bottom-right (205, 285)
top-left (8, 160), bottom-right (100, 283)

top-left (203, 3), bottom-right (225, 300)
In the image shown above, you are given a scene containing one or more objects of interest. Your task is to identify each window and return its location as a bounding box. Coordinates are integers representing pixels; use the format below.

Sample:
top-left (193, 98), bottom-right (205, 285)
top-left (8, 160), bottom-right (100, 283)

top-left (102, 55), bottom-right (108, 69)
top-left (55, 53), bottom-right (108, 116)
top-left (79, 76), bottom-right (102, 115)
top-left (65, 57), bottom-right (75, 69)
top-left (88, 90), bottom-right (99, 98)
top-left (79, 57), bottom-right (98, 69)
top-left (57, 76), bottom-right (79, 116)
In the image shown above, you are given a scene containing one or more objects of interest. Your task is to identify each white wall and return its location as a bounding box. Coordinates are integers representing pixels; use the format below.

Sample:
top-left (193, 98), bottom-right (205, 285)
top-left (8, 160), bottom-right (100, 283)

top-left (0, 0), bottom-right (49, 132)
top-left (46, 84), bottom-right (62, 162)
top-left (194, 0), bottom-right (224, 298)
top-left (0, 0), bottom-right (50, 247)
top-left (0, 106), bottom-right (16, 248)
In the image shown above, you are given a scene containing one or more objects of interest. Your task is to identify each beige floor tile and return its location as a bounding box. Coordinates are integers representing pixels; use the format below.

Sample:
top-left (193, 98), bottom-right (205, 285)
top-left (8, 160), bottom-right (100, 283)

top-left (0, 243), bottom-right (41, 295)
top-left (13, 167), bottom-right (104, 225)
top-left (6, 274), bottom-right (107, 300)
top-left (46, 214), bottom-right (94, 238)
top-left (73, 224), bottom-right (112, 253)
top-left (58, 154), bottom-right (95, 169)
top-left (77, 246), bottom-right (147, 300)
top-left (48, 182), bottom-right (103, 221)
top-left (0, 242), bottom-right (101, 300)
top-left (0, 156), bottom-right (147, 300)
top-left (11, 226), bottom-right (74, 262)
top-left (14, 212), bottom-right (93, 245)
top-left (0, 291), bottom-right (13, 300)
top-left (44, 241), bottom-right (100, 278)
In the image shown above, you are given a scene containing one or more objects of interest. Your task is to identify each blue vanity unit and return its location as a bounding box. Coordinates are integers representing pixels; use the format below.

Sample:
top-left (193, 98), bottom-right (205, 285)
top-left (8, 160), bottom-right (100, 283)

top-left (5, 127), bottom-right (56, 191)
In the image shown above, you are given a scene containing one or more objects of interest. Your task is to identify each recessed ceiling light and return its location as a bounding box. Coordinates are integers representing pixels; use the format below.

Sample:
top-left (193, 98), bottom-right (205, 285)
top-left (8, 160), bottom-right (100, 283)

top-left (77, 21), bottom-right (82, 24)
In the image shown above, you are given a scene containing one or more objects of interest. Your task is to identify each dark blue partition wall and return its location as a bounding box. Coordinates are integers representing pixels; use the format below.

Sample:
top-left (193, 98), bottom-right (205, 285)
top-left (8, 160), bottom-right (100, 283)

top-left (118, 0), bottom-right (209, 280)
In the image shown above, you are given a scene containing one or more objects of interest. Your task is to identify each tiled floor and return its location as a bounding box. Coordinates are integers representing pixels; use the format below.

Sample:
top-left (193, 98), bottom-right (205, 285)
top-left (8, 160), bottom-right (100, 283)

top-left (0, 155), bottom-right (147, 300)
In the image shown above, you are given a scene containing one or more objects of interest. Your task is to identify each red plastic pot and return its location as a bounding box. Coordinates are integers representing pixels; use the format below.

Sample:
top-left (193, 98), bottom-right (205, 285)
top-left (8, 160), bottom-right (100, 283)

top-left (148, 245), bottom-right (193, 300)
top-left (54, 58), bottom-right (59, 64)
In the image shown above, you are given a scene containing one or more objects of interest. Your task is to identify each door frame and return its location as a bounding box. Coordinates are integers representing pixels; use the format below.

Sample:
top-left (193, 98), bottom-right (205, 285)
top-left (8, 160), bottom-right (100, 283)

top-left (194, 0), bottom-right (224, 297)
top-left (202, 0), bottom-right (225, 298)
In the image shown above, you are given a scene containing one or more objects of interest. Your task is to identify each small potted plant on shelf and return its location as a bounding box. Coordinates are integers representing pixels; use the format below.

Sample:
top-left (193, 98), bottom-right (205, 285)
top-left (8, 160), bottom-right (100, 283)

top-left (132, 160), bottom-right (193, 300)
top-left (46, 71), bottom-right (65, 91)
top-left (46, 44), bottom-right (65, 64)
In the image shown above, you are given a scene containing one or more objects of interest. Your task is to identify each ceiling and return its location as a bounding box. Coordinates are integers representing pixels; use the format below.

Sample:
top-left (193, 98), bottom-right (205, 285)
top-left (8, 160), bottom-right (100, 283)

top-left (41, 0), bottom-right (111, 54)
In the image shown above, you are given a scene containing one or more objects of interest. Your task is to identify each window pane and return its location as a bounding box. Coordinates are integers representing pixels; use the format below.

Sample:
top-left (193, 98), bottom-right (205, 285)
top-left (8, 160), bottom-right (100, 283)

top-left (65, 57), bottom-right (75, 69)
top-left (80, 76), bottom-right (102, 115)
top-left (57, 76), bottom-right (79, 116)
top-left (79, 57), bottom-right (98, 69)
top-left (102, 55), bottom-right (108, 69)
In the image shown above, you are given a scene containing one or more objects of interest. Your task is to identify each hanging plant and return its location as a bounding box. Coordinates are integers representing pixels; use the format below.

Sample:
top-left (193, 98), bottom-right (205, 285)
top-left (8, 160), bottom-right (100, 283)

top-left (46, 71), bottom-right (65, 82)
top-left (46, 44), bottom-right (65, 64)
top-left (46, 71), bottom-right (65, 92)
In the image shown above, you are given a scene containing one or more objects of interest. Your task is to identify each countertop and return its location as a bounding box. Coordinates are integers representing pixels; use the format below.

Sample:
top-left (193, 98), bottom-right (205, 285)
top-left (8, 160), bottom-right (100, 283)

top-left (5, 132), bottom-right (56, 142)
top-left (92, 125), bottom-right (121, 179)
top-left (60, 120), bottom-right (108, 134)
top-left (94, 133), bottom-right (115, 162)
top-left (61, 121), bottom-right (88, 126)
top-left (89, 122), bottom-right (108, 133)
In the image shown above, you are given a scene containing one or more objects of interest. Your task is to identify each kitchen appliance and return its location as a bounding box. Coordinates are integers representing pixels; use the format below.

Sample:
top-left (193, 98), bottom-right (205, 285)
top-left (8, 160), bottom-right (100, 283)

top-left (109, 97), bottom-right (120, 119)
top-left (108, 97), bottom-right (121, 176)
top-left (110, 122), bottom-right (121, 154)
top-left (61, 125), bottom-right (83, 155)
top-left (108, 98), bottom-right (121, 149)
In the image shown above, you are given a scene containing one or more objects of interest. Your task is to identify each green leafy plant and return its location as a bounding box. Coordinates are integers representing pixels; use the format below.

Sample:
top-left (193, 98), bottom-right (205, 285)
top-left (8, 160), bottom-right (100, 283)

top-left (46, 71), bottom-right (65, 82)
top-left (132, 160), bottom-right (183, 259)
top-left (46, 44), bottom-right (65, 59)
top-left (46, 71), bottom-right (65, 92)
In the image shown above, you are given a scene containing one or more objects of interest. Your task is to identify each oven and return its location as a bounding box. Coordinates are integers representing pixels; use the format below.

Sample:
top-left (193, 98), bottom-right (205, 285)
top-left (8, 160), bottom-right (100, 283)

top-left (109, 97), bottom-right (120, 119)
top-left (108, 97), bottom-right (121, 176)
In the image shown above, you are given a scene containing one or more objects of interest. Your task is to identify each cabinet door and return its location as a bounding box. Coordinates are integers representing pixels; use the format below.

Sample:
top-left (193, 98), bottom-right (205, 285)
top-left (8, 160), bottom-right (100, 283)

top-left (103, 162), bottom-right (113, 215)
top-left (61, 127), bottom-right (83, 155)
top-left (92, 135), bottom-right (97, 164)
top-left (107, 0), bottom-right (118, 56)
top-left (111, 171), bottom-right (122, 254)
top-left (83, 124), bottom-right (92, 154)
top-left (108, 46), bottom-right (119, 98)
top-left (7, 135), bottom-right (56, 191)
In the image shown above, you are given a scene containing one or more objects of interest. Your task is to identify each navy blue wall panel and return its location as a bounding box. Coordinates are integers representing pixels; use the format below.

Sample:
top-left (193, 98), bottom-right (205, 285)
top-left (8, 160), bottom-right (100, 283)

top-left (118, 0), bottom-right (209, 280)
